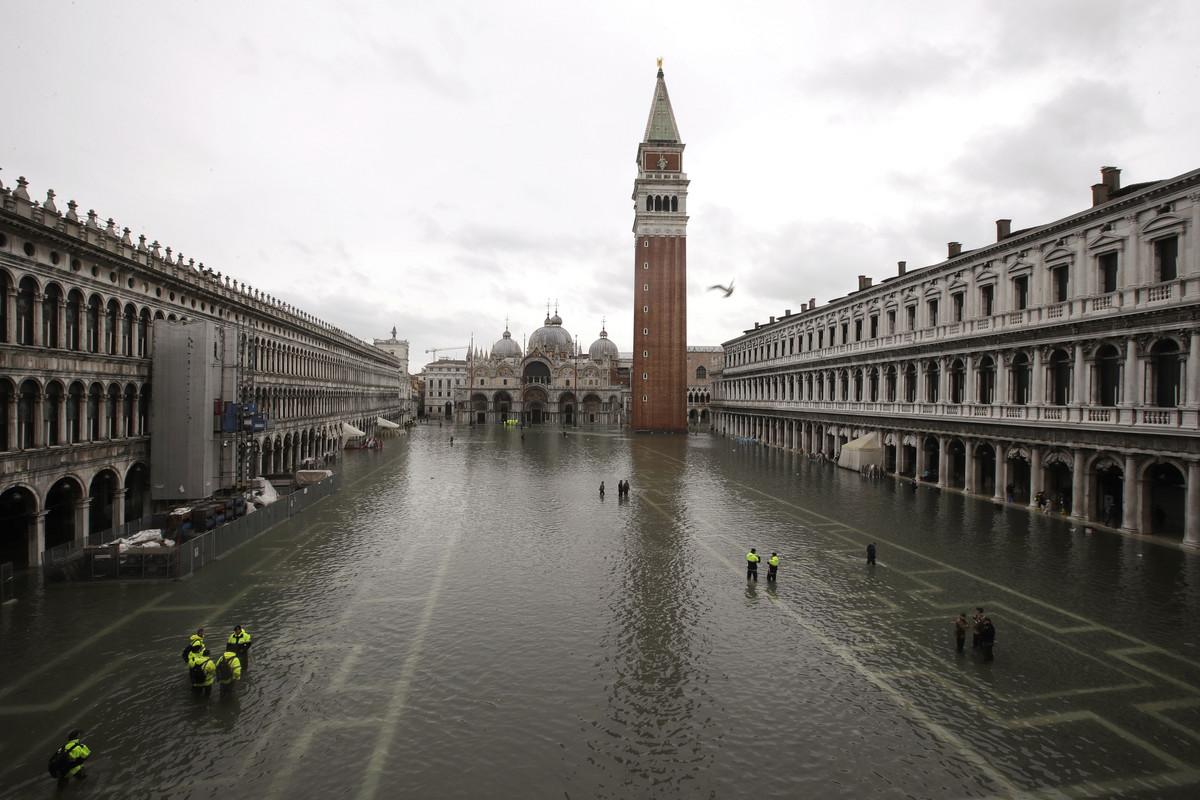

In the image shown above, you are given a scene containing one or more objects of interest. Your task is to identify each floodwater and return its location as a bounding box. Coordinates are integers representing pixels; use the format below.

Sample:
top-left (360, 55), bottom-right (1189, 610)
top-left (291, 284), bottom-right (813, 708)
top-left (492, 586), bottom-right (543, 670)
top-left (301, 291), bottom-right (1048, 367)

top-left (2, 426), bottom-right (1200, 799)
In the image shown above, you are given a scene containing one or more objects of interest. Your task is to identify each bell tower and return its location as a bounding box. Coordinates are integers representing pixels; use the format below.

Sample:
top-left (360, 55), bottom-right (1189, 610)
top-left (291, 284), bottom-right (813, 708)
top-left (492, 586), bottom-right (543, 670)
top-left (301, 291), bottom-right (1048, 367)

top-left (632, 59), bottom-right (688, 433)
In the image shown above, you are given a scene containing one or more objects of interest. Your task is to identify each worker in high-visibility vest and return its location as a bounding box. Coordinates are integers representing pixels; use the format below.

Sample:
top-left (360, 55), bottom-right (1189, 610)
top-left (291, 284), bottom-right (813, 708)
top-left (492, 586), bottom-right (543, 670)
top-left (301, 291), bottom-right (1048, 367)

top-left (767, 552), bottom-right (780, 583)
top-left (746, 548), bottom-right (761, 582)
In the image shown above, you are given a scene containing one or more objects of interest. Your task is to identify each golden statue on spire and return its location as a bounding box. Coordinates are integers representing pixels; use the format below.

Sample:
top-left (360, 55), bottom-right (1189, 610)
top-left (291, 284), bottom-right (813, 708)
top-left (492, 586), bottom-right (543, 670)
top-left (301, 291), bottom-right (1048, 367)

top-left (656, 57), bottom-right (663, 70)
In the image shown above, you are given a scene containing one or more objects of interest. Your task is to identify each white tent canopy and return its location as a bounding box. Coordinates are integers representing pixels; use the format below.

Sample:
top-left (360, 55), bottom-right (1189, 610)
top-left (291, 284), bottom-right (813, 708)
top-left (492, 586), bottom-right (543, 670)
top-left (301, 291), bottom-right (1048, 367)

top-left (376, 417), bottom-right (400, 429)
top-left (341, 421), bottom-right (366, 438)
top-left (837, 432), bottom-right (884, 472)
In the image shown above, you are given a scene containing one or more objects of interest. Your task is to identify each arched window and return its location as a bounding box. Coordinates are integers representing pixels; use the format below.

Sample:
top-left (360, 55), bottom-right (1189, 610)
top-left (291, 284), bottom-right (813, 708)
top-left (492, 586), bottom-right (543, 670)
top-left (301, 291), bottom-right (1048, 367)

top-left (16, 277), bottom-right (37, 345)
top-left (654, 195), bottom-right (662, 212)
top-left (1010, 353), bottom-right (1030, 405)
top-left (1095, 345), bottom-right (1120, 407)
top-left (43, 284), bottom-right (63, 348)
top-left (1049, 349), bottom-right (1071, 406)
top-left (925, 361), bottom-right (940, 402)
top-left (671, 196), bottom-right (678, 212)
top-left (645, 196), bottom-right (653, 211)
top-left (66, 290), bottom-right (83, 350)
top-left (977, 356), bottom-right (995, 404)
top-left (1151, 339), bottom-right (1182, 407)
top-left (696, 366), bottom-right (707, 379)
top-left (949, 359), bottom-right (965, 404)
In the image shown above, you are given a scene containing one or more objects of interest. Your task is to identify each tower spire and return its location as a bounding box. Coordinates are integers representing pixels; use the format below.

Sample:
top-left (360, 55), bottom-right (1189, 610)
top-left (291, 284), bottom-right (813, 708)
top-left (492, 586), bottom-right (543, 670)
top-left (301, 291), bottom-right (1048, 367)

top-left (643, 60), bottom-right (681, 144)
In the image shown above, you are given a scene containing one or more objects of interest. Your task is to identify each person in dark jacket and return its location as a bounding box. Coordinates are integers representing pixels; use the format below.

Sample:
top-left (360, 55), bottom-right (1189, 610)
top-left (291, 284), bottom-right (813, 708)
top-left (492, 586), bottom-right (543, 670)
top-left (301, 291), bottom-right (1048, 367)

top-left (980, 617), bottom-right (996, 662)
top-left (866, 543), bottom-right (876, 565)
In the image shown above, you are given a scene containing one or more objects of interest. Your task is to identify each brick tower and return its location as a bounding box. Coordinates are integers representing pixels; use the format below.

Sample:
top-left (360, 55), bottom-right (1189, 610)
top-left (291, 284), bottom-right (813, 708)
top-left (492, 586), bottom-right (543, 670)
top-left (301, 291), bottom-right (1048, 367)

top-left (631, 60), bottom-right (688, 433)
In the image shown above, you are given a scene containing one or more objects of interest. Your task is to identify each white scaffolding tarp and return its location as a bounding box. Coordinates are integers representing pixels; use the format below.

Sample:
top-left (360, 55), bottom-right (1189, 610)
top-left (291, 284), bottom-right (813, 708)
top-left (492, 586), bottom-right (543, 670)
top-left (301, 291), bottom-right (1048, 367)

top-left (376, 417), bottom-right (400, 429)
top-left (837, 432), bottom-right (884, 472)
top-left (341, 421), bottom-right (366, 438)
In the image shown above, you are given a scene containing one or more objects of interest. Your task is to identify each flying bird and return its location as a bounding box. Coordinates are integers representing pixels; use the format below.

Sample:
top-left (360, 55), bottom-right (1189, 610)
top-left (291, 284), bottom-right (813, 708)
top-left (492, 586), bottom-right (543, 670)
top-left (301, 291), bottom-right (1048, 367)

top-left (707, 280), bottom-right (735, 298)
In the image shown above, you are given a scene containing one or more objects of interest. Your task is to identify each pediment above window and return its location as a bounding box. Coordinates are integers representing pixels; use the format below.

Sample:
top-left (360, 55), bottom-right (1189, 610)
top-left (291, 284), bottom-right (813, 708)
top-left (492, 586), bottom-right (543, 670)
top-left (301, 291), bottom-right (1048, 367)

top-left (1087, 231), bottom-right (1126, 251)
top-left (1141, 212), bottom-right (1188, 237)
top-left (1043, 246), bottom-right (1074, 265)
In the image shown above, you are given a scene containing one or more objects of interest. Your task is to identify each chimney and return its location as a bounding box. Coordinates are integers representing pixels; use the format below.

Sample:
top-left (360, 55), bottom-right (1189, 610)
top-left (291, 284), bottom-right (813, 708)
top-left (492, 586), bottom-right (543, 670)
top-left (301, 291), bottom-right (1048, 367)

top-left (784, 308), bottom-right (791, 316)
top-left (769, 315), bottom-right (775, 324)
top-left (801, 302), bottom-right (808, 312)
top-left (996, 219), bottom-right (1011, 241)
top-left (948, 241), bottom-right (962, 258)
top-left (809, 297), bottom-right (816, 309)
top-left (1101, 165), bottom-right (1121, 192)
top-left (857, 275), bottom-right (873, 291)
top-left (898, 260), bottom-right (907, 276)
top-left (1091, 182), bottom-right (1110, 207)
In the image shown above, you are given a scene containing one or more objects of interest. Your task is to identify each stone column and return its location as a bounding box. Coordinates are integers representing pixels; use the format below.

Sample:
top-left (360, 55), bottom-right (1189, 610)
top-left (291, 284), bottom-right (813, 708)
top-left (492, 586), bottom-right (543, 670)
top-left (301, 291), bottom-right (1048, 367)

top-left (937, 437), bottom-right (949, 487)
top-left (1185, 461), bottom-right (1200, 548)
top-left (964, 440), bottom-right (977, 494)
top-left (32, 391), bottom-right (44, 449)
top-left (964, 355), bottom-right (975, 404)
top-left (74, 498), bottom-right (91, 548)
top-left (57, 396), bottom-right (67, 445)
top-left (99, 392), bottom-right (110, 439)
top-left (994, 443), bottom-right (1007, 501)
top-left (1188, 332), bottom-right (1200, 408)
top-left (1032, 348), bottom-right (1044, 406)
top-left (996, 354), bottom-right (1009, 406)
top-left (57, 300), bottom-right (67, 350)
top-left (3, 290), bottom-right (15, 343)
top-left (1029, 448), bottom-right (1044, 507)
top-left (915, 435), bottom-right (927, 480)
top-left (1122, 454), bottom-right (1139, 533)
top-left (6, 395), bottom-right (17, 450)
top-left (1072, 449), bottom-right (1087, 520)
top-left (939, 358), bottom-right (949, 405)
top-left (29, 510), bottom-right (48, 567)
top-left (31, 292), bottom-right (43, 347)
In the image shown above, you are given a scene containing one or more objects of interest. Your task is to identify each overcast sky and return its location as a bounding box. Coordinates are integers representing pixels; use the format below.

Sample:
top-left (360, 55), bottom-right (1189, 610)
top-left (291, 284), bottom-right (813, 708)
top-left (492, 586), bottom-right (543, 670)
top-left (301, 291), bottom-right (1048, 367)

top-left (4, 1), bottom-right (1198, 371)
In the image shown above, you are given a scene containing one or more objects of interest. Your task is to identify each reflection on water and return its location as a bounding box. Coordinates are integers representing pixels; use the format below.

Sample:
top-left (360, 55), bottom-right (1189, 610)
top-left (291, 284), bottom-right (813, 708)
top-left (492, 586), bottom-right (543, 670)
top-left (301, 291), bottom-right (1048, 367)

top-left (1, 426), bottom-right (1198, 799)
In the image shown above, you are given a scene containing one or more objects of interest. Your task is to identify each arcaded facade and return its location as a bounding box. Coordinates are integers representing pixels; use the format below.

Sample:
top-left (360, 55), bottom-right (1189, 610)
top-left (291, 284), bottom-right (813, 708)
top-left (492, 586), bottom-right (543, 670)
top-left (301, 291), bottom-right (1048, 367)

top-left (0, 174), bottom-right (404, 567)
top-left (714, 166), bottom-right (1200, 546)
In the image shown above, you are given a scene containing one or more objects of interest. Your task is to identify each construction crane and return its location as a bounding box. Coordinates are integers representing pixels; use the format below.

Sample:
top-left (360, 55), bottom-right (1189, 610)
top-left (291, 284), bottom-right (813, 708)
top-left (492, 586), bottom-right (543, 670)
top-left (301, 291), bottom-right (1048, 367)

top-left (424, 345), bottom-right (468, 361)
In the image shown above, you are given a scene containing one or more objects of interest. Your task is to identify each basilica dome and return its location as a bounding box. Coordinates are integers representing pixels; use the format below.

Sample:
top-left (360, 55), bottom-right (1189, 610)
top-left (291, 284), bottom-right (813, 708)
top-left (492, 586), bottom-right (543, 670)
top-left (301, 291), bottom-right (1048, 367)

top-left (528, 311), bottom-right (574, 353)
top-left (589, 326), bottom-right (619, 361)
top-left (491, 327), bottom-right (522, 359)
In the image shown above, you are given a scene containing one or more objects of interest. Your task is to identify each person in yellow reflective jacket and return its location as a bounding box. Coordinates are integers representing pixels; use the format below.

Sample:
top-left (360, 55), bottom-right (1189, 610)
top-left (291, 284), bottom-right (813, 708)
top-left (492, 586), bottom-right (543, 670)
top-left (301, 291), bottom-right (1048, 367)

top-left (746, 548), bottom-right (760, 581)
top-left (227, 625), bottom-right (252, 671)
top-left (49, 729), bottom-right (90, 782)
top-left (767, 552), bottom-right (780, 583)
top-left (215, 649), bottom-right (242, 691)
top-left (181, 627), bottom-right (205, 663)
top-left (188, 644), bottom-right (217, 696)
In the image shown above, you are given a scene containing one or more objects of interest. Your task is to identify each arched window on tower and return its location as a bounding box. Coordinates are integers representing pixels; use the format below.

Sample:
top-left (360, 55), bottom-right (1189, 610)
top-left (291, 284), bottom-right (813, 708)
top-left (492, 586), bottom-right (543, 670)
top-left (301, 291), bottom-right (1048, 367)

top-left (671, 196), bottom-right (678, 212)
top-left (654, 196), bottom-right (662, 212)
top-left (645, 196), bottom-right (653, 211)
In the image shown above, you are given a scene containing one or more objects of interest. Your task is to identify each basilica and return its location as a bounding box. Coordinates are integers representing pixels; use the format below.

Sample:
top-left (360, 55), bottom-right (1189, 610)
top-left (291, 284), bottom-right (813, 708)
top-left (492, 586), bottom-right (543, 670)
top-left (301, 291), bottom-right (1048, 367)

top-left (455, 310), bottom-right (630, 426)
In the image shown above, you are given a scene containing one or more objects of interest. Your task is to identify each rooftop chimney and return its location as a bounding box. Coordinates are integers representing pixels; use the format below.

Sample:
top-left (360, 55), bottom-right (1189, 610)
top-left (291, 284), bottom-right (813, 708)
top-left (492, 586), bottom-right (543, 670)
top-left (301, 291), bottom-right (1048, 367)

top-left (769, 315), bottom-right (775, 324)
top-left (898, 260), bottom-right (907, 276)
top-left (809, 297), bottom-right (816, 309)
top-left (1092, 182), bottom-right (1110, 207)
top-left (948, 241), bottom-right (962, 258)
top-left (801, 302), bottom-right (808, 312)
top-left (1101, 165), bottom-right (1121, 192)
top-left (857, 275), bottom-right (873, 291)
top-left (996, 219), bottom-right (1011, 241)
top-left (784, 308), bottom-right (791, 316)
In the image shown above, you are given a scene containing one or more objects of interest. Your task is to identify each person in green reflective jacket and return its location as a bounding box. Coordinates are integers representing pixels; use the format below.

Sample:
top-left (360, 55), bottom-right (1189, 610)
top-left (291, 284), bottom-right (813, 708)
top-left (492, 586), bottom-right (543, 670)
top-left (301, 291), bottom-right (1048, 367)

top-left (52, 730), bottom-right (91, 782)
top-left (746, 548), bottom-right (760, 581)
top-left (188, 643), bottom-right (217, 696)
top-left (767, 552), bottom-right (780, 583)
top-left (228, 625), bottom-right (252, 671)
top-left (181, 627), bottom-right (205, 663)
top-left (215, 649), bottom-right (242, 691)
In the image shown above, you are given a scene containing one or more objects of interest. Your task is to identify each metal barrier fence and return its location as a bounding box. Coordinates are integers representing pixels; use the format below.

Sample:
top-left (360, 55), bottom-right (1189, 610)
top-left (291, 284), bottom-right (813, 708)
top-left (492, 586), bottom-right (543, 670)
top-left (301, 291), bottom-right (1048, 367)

top-left (0, 562), bottom-right (13, 603)
top-left (86, 473), bottom-right (341, 581)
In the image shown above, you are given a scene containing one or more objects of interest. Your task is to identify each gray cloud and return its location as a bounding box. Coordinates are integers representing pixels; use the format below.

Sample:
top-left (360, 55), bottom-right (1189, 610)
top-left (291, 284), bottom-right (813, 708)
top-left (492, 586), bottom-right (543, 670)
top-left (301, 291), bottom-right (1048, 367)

top-left (796, 46), bottom-right (972, 105)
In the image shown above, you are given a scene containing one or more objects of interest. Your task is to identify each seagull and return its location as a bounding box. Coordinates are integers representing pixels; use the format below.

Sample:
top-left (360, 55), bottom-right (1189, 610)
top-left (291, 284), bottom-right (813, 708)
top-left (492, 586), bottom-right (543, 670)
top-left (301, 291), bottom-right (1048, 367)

top-left (707, 279), bottom-right (735, 298)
